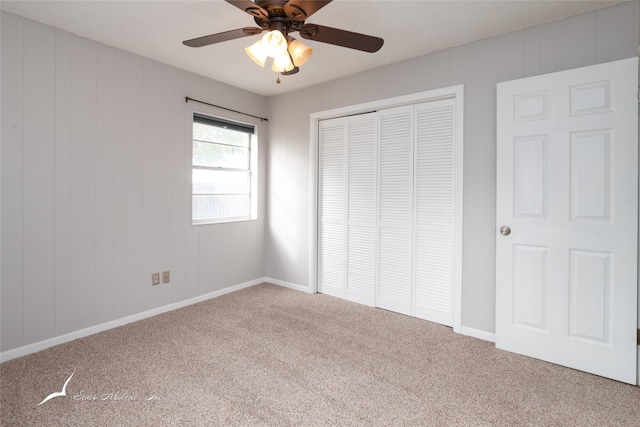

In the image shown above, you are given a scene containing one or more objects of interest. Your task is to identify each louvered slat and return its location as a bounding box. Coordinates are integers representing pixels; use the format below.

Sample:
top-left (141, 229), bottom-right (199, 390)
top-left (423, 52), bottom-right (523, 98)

top-left (347, 225), bottom-right (375, 306)
top-left (378, 227), bottom-right (412, 315)
top-left (348, 115), bottom-right (377, 224)
top-left (377, 106), bottom-right (414, 315)
top-left (413, 100), bottom-right (456, 325)
top-left (319, 222), bottom-right (345, 297)
top-left (318, 118), bottom-right (346, 298)
top-left (346, 114), bottom-right (377, 306)
top-left (319, 119), bottom-right (346, 221)
top-left (379, 107), bottom-right (413, 225)
top-left (415, 230), bottom-right (453, 311)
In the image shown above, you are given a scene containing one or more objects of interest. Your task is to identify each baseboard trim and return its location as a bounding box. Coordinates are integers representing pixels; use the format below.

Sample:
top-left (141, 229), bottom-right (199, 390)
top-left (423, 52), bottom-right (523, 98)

top-left (264, 277), bottom-right (312, 293)
top-left (0, 278), bottom-right (264, 363)
top-left (460, 326), bottom-right (496, 343)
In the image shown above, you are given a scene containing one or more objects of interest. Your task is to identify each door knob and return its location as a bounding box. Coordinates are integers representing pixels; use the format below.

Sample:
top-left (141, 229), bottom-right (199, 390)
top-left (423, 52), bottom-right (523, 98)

top-left (500, 226), bottom-right (511, 236)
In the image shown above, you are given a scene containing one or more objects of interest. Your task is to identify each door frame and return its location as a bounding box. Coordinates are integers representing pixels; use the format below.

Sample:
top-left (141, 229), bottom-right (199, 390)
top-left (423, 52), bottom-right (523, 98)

top-left (308, 85), bottom-right (464, 333)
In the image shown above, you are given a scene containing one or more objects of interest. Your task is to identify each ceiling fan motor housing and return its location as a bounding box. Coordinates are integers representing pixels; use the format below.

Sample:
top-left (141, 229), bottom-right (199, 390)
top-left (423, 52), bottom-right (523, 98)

top-left (252, 1), bottom-right (307, 34)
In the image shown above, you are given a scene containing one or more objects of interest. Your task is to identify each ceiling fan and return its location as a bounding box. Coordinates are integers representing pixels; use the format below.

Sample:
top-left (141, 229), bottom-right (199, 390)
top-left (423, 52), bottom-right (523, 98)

top-left (183, 0), bottom-right (384, 82)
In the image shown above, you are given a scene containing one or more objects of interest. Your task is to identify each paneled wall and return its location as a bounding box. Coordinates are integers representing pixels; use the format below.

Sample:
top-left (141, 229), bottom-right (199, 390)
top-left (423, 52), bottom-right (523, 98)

top-left (1, 12), bottom-right (267, 353)
top-left (265, 2), bottom-right (640, 336)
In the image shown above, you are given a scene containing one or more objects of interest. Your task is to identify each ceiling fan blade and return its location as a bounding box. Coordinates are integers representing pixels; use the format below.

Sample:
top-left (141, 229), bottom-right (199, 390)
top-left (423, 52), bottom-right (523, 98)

top-left (298, 24), bottom-right (384, 53)
top-left (225, 0), bottom-right (269, 20)
top-left (183, 27), bottom-right (263, 48)
top-left (284, 0), bottom-right (332, 21)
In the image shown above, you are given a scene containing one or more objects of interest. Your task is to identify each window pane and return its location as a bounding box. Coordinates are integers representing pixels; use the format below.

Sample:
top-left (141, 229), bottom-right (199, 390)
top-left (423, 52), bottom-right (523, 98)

top-left (193, 169), bottom-right (250, 194)
top-left (193, 140), bottom-right (249, 169)
top-left (192, 195), bottom-right (250, 220)
top-left (192, 113), bottom-right (257, 225)
top-left (193, 122), bottom-right (250, 147)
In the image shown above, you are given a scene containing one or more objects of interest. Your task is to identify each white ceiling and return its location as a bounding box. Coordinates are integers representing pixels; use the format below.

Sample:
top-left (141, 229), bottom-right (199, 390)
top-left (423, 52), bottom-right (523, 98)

top-left (1, 0), bottom-right (627, 96)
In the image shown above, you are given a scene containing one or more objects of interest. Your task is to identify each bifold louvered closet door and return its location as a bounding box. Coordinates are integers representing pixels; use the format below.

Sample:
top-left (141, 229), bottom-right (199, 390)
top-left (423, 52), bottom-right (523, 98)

top-left (318, 98), bottom-right (457, 326)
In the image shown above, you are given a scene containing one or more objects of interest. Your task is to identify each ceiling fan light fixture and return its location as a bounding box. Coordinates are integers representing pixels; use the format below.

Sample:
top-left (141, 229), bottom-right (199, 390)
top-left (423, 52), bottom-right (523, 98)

top-left (286, 36), bottom-right (312, 67)
top-left (244, 40), bottom-right (267, 67)
top-left (271, 52), bottom-right (295, 73)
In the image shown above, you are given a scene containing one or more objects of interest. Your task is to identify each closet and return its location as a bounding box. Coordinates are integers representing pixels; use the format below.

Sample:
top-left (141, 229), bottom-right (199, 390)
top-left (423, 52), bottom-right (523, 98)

top-left (317, 96), bottom-right (461, 327)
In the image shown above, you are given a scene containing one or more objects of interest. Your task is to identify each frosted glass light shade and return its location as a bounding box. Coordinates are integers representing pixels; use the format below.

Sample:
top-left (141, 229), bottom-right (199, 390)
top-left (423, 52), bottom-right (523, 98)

top-left (261, 30), bottom-right (287, 57)
top-left (245, 40), bottom-right (267, 67)
top-left (271, 52), bottom-right (295, 73)
top-left (287, 37), bottom-right (312, 67)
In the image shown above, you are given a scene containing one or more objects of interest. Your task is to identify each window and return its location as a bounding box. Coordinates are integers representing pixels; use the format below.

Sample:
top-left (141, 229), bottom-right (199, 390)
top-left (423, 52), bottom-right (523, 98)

top-left (192, 113), bottom-right (257, 224)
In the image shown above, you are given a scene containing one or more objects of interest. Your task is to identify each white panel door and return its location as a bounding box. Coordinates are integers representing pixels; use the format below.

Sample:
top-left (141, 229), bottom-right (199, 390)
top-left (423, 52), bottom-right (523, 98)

top-left (377, 105), bottom-right (414, 315)
top-left (496, 58), bottom-right (638, 384)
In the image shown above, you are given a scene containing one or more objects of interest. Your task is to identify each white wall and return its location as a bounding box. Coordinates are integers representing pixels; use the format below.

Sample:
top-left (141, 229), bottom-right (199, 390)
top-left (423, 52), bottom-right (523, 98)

top-left (265, 2), bottom-right (640, 336)
top-left (0, 12), bottom-right (267, 354)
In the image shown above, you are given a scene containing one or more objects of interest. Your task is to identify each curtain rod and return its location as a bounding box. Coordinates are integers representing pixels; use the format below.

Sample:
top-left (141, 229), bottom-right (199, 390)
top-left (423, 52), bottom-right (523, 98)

top-left (185, 96), bottom-right (268, 122)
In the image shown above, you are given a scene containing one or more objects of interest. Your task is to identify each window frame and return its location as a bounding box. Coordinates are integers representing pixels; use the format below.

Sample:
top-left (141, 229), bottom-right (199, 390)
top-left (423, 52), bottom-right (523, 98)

top-left (191, 112), bottom-right (258, 225)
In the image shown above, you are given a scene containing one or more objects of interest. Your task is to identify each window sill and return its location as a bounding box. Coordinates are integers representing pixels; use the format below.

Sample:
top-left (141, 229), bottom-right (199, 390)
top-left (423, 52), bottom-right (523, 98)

top-left (192, 216), bottom-right (257, 226)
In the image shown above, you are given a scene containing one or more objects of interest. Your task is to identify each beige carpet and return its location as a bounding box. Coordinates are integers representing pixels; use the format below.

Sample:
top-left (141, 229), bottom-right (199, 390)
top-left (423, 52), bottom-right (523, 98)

top-left (1, 283), bottom-right (639, 426)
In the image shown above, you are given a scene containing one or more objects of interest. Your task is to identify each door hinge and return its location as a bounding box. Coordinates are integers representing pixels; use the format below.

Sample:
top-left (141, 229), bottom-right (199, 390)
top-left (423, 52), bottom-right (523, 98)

top-left (637, 328), bottom-right (640, 346)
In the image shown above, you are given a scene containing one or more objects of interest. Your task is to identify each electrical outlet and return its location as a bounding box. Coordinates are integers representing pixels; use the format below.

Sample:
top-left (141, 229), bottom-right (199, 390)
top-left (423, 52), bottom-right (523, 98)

top-left (152, 272), bottom-right (160, 286)
top-left (162, 271), bottom-right (170, 284)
